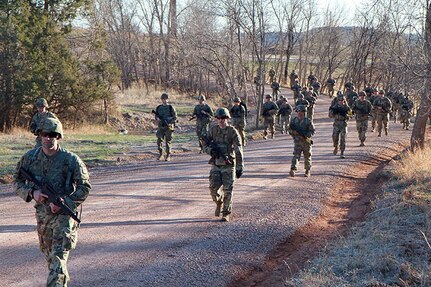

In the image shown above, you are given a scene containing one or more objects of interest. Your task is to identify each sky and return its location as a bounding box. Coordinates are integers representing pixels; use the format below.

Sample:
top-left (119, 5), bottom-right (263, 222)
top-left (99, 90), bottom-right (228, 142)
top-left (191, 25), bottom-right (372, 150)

top-left (318, 0), bottom-right (360, 25)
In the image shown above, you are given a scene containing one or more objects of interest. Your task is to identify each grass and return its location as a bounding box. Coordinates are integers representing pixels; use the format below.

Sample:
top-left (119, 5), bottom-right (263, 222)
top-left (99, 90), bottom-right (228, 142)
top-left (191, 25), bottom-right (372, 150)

top-left (285, 145), bottom-right (431, 286)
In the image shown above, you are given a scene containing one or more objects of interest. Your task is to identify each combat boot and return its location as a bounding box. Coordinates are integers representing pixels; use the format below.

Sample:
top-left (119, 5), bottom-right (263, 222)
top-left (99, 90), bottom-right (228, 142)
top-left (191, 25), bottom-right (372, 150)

top-left (221, 213), bottom-right (230, 222)
top-left (304, 170), bottom-right (311, 177)
top-left (384, 128), bottom-right (388, 136)
top-left (289, 169), bottom-right (295, 177)
top-left (165, 153), bottom-right (171, 161)
top-left (340, 151), bottom-right (345, 159)
top-left (359, 141), bottom-right (365, 147)
top-left (333, 146), bottom-right (338, 155)
top-left (271, 133), bottom-right (275, 139)
top-left (215, 201), bottom-right (223, 217)
top-left (157, 151), bottom-right (163, 160)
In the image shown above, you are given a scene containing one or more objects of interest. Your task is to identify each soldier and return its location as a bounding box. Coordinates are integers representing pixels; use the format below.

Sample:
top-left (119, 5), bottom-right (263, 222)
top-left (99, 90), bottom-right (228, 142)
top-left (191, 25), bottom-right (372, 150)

top-left (390, 91), bottom-right (402, 123)
top-left (230, 97), bottom-right (247, 146)
top-left (288, 105), bottom-right (315, 177)
top-left (295, 92), bottom-right (310, 110)
top-left (329, 93), bottom-right (352, 158)
top-left (14, 117), bottom-right (91, 287)
top-left (289, 70), bottom-right (298, 88)
top-left (307, 73), bottom-right (316, 86)
top-left (201, 108), bottom-right (244, 222)
top-left (268, 67), bottom-right (276, 83)
top-left (344, 78), bottom-right (353, 91)
top-left (399, 94), bottom-right (414, 130)
top-left (278, 97), bottom-right (293, 134)
top-left (352, 91), bottom-right (373, 146)
top-left (364, 83), bottom-right (374, 98)
top-left (271, 81), bottom-right (280, 101)
top-left (304, 87), bottom-right (318, 121)
top-left (30, 98), bottom-right (59, 148)
top-left (369, 88), bottom-right (379, 132)
top-left (261, 94), bottom-right (279, 139)
top-left (326, 77), bottom-right (336, 98)
top-left (345, 85), bottom-right (358, 108)
top-left (373, 89), bottom-right (392, 137)
top-left (291, 79), bottom-right (302, 101)
top-left (154, 93), bottom-right (177, 161)
top-left (191, 95), bottom-right (214, 153)
top-left (311, 79), bottom-right (321, 96)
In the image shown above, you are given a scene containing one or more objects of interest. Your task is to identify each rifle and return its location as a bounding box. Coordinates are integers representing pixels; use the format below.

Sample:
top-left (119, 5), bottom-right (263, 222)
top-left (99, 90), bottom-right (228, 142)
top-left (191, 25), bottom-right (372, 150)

top-left (152, 109), bottom-right (175, 127)
top-left (19, 168), bottom-right (81, 223)
top-left (290, 128), bottom-right (313, 145)
top-left (330, 105), bottom-right (348, 117)
top-left (200, 135), bottom-right (233, 165)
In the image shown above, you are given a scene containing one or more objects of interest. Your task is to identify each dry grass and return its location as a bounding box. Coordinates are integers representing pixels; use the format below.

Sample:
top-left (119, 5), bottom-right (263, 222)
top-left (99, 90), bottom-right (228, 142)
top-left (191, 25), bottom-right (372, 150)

top-left (285, 146), bottom-right (431, 287)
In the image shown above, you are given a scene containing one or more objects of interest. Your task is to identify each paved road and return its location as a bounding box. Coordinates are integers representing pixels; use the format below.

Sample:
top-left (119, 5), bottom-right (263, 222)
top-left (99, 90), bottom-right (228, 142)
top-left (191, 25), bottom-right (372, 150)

top-left (0, 95), bottom-right (410, 286)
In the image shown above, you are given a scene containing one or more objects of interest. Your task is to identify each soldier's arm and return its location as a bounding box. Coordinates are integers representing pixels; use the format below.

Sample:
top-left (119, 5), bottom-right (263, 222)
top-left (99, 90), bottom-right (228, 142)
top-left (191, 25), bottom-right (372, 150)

top-left (14, 156), bottom-right (34, 202)
top-left (63, 155), bottom-right (91, 210)
top-left (232, 128), bottom-right (244, 171)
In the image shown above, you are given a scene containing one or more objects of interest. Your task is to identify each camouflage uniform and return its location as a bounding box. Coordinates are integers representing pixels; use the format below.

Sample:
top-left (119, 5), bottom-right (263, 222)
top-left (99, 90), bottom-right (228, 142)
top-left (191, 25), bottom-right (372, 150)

top-left (155, 95), bottom-right (177, 160)
top-left (278, 99), bottom-right (293, 134)
top-left (289, 106), bottom-right (315, 177)
top-left (261, 96), bottom-right (279, 139)
top-left (399, 95), bottom-right (414, 130)
top-left (345, 87), bottom-right (358, 108)
top-left (291, 80), bottom-right (302, 101)
top-left (203, 108), bottom-right (244, 222)
top-left (352, 96), bottom-right (373, 145)
top-left (271, 81), bottom-right (280, 101)
top-left (326, 78), bottom-right (336, 98)
top-left (373, 92), bottom-right (392, 136)
top-left (329, 96), bottom-right (351, 158)
top-left (289, 70), bottom-right (298, 88)
top-left (230, 100), bottom-right (247, 146)
top-left (192, 100), bottom-right (214, 152)
top-left (304, 89), bottom-right (317, 121)
top-left (369, 90), bottom-right (379, 131)
top-left (14, 119), bottom-right (91, 287)
top-left (268, 67), bottom-right (276, 83)
top-left (295, 94), bottom-right (310, 111)
top-left (30, 98), bottom-right (59, 148)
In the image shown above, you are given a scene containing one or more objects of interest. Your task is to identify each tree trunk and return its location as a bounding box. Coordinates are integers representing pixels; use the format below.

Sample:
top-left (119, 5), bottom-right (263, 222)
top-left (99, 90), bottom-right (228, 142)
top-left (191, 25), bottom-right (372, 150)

top-left (410, 2), bottom-right (431, 150)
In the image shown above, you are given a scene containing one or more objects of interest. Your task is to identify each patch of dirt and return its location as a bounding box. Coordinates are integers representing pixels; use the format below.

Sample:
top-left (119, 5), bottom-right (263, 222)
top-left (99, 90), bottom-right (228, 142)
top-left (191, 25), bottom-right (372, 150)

top-left (229, 150), bottom-right (400, 286)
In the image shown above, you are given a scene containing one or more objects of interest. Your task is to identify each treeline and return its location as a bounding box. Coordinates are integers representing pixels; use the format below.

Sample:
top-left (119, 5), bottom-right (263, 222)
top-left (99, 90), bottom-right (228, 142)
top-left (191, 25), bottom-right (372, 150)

top-left (0, 0), bottom-right (430, 148)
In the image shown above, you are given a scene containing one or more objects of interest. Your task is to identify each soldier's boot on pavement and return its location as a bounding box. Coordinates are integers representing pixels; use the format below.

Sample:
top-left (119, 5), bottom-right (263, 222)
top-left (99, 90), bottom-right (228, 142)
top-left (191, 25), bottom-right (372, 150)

top-left (221, 213), bottom-right (230, 222)
top-left (340, 151), bottom-right (345, 159)
top-left (384, 128), bottom-right (388, 136)
top-left (333, 146), bottom-right (338, 155)
top-left (289, 169), bottom-right (295, 177)
top-left (165, 152), bottom-right (171, 161)
top-left (263, 131), bottom-right (268, 140)
top-left (378, 131), bottom-right (382, 137)
top-left (360, 141), bottom-right (365, 147)
top-left (215, 201), bottom-right (223, 217)
top-left (271, 133), bottom-right (275, 139)
top-left (304, 169), bottom-right (311, 177)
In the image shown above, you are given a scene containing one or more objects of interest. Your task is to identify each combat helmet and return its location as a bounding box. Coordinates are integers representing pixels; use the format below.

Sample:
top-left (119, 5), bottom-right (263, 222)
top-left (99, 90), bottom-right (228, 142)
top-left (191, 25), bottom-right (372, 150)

top-left (233, 97), bottom-right (241, 103)
top-left (214, 107), bottom-right (231, 119)
top-left (198, 95), bottom-right (206, 101)
top-left (39, 117), bottom-right (63, 138)
top-left (35, 98), bottom-right (49, 108)
top-left (296, 105), bottom-right (306, 112)
top-left (161, 93), bottom-right (169, 99)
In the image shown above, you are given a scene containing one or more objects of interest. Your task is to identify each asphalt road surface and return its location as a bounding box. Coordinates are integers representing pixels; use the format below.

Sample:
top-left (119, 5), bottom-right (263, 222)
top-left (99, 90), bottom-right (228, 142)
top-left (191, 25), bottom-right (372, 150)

top-left (0, 95), bottom-right (410, 286)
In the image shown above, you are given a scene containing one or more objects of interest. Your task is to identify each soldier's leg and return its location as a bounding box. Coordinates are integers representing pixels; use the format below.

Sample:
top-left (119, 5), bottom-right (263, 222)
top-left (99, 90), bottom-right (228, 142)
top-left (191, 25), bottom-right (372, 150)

top-left (270, 119), bottom-right (275, 138)
top-left (263, 119), bottom-right (269, 139)
top-left (239, 127), bottom-right (246, 147)
top-left (377, 115), bottom-right (383, 136)
top-left (280, 116), bottom-right (286, 134)
top-left (371, 112), bottom-right (376, 131)
top-left (46, 215), bottom-right (78, 287)
top-left (332, 125), bottom-right (340, 154)
top-left (196, 124), bottom-right (203, 151)
top-left (156, 128), bottom-right (164, 159)
top-left (290, 143), bottom-right (301, 174)
top-left (339, 124), bottom-right (347, 154)
top-left (361, 120), bottom-right (368, 144)
top-left (356, 120), bottom-right (362, 142)
top-left (36, 206), bottom-right (52, 266)
top-left (221, 165), bottom-right (235, 216)
top-left (165, 129), bottom-right (173, 160)
top-left (209, 166), bottom-right (223, 203)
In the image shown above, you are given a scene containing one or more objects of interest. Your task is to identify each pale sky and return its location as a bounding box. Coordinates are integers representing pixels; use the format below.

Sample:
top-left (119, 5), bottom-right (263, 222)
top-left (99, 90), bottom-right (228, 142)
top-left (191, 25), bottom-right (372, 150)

top-left (318, 0), bottom-right (360, 25)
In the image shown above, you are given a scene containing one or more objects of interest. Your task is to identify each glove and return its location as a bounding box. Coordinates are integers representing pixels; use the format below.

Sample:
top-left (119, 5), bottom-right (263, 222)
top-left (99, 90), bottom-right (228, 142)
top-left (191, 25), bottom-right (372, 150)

top-left (235, 170), bottom-right (243, 179)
